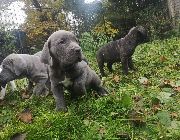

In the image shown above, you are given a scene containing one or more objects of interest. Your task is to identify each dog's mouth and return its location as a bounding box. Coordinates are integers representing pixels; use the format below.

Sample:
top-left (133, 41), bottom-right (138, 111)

top-left (77, 54), bottom-right (82, 62)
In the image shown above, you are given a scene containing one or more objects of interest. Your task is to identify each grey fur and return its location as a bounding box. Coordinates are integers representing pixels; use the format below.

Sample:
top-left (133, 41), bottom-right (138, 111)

top-left (96, 26), bottom-right (149, 76)
top-left (41, 30), bottom-right (108, 112)
top-left (0, 51), bottom-right (50, 97)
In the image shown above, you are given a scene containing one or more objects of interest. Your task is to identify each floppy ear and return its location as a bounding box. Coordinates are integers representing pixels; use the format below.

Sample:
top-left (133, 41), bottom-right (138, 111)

top-left (12, 57), bottom-right (27, 76)
top-left (41, 40), bottom-right (51, 64)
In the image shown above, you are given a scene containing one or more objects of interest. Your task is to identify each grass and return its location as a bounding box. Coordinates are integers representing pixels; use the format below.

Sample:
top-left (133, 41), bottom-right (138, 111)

top-left (0, 37), bottom-right (180, 140)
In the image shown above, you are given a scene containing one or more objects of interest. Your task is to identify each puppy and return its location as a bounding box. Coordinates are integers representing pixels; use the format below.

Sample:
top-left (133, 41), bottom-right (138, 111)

top-left (41, 30), bottom-right (108, 111)
top-left (0, 51), bottom-right (50, 98)
top-left (96, 26), bottom-right (149, 76)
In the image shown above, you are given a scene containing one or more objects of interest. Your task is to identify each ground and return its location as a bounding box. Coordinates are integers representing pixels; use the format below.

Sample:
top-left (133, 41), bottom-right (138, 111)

top-left (0, 37), bottom-right (180, 139)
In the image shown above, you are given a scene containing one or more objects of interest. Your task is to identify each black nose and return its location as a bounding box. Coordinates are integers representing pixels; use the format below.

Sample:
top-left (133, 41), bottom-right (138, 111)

top-left (75, 48), bottom-right (81, 53)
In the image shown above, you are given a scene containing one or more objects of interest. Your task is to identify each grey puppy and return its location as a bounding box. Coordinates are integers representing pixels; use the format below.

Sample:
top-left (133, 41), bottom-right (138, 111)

top-left (96, 26), bottom-right (149, 76)
top-left (0, 51), bottom-right (50, 97)
top-left (41, 30), bottom-right (108, 112)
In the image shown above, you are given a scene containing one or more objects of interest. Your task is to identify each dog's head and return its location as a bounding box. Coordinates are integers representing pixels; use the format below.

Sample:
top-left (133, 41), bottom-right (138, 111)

top-left (0, 55), bottom-right (26, 85)
top-left (129, 26), bottom-right (149, 44)
top-left (41, 30), bottom-right (82, 69)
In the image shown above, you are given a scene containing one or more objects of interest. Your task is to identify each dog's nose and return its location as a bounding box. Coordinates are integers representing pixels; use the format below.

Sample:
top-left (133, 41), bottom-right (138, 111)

top-left (75, 48), bottom-right (81, 53)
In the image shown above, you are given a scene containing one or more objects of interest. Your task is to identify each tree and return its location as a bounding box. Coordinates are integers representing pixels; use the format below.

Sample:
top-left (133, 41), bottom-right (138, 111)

top-left (22, 0), bottom-right (67, 49)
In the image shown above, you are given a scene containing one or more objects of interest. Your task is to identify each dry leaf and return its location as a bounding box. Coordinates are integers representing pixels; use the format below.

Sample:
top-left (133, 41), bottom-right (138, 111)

top-left (132, 95), bottom-right (142, 102)
top-left (170, 112), bottom-right (178, 119)
top-left (138, 77), bottom-right (148, 85)
top-left (159, 56), bottom-right (167, 62)
top-left (174, 86), bottom-right (180, 92)
top-left (21, 89), bottom-right (30, 99)
top-left (18, 108), bottom-right (33, 123)
top-left (21, 92), bottom-right (30, 99)
top-left (113, 75), bottom-right (120, 83)
top-left (152, 104), bottom-right (161, 113)
top-left (98, 127), bottom-right (106, 135)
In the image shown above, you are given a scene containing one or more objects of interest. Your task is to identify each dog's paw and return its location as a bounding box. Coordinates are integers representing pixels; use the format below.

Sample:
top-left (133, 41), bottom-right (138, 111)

top-left (55, 106), bottom-right (68, 112)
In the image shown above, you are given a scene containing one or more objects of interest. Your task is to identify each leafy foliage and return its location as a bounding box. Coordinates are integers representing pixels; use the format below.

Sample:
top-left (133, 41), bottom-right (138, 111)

top-left (0, 29), bottom-right (16, 63)
top-left (22, 0), bottom-right (66, 49)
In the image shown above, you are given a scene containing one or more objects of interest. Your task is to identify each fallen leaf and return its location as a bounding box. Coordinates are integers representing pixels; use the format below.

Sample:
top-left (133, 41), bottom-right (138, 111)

top-left (17, 108), bottom-right (33, 123)
top-left (21, 92), bottom-right (30, 99)
top-left (160, 80), bottom-right (175, 88)
top-left (152, 104), bottom-right (161, 113)
top-left (174, 86), bottom-right (180, 92)
top-left (113, 75), bottom-right (120, 83)
top-left (163, 79), bottom-right (170, 85)
top-left (132, 95), bottom-right (142, 102)
top-left (11, 133), bottom-right (27, 140)
top-left (170, 112), bottom-right (178, 119)
top-left (98, 127), bottom-right (106, 135)
top-left (159, 55), bottom-right (167, 62)
top-left (21, 89), bottom-right (30, 99)
top-left (138, 77), bottom-right (148, 85)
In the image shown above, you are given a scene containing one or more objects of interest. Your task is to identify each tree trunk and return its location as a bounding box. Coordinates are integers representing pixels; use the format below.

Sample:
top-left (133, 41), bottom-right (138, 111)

top-left (167, 0), bottom-right (180, 26)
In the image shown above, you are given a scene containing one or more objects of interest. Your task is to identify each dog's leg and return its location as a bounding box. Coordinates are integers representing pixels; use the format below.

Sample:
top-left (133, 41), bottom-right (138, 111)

top-left (121, 57), bottom-right (129, 75)
top-left (97, 59), bottom-right (105, 77)
top-left (107, 62), bottom-right (113, 72)
top-left (128, 57), bottom-right (136, 70)
top-left (27, 80), bottom-right (34, 93)
top-left (50, 69), bottom-right (67, 112)
top-left (91, 74), bottom-right (108, 96)
top-left (0, 85), bottom-right (7, 100)
top-left (33, 83), bottom-right (46, 96)
top-left (10, 81), bottom-right (16, 91)
top-left (72, 80), bottom-right (86, 99)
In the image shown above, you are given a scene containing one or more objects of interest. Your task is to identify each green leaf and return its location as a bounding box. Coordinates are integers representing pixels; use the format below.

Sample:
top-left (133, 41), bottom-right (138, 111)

top-left (161, 88), bottom-right (174, 93)
top-left (169, 121), bottom-right (180, 130)
top-left (157, 92), bottom-right (172, 103)
top-left (156, 111), bottom-right (171, 127)
top-left (121, 94), bottom-right (132, 108)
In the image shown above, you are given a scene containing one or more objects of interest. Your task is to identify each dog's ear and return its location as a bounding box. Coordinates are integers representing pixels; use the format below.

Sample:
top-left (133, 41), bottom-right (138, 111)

top-left (13, 57), bottom-right (27, 76)
top-left (41, 40), bottom-right (51, 64)
top-left (136, 26), bottom-right (148, 42)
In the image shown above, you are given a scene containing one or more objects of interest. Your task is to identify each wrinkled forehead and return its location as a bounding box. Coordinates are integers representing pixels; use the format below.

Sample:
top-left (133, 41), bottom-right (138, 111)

top-left (50, 30), bottom-right (76, 41)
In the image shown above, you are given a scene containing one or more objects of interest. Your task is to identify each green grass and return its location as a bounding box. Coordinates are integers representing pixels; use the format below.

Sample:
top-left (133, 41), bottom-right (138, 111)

top-left (0, 37), bottom-right (180, 140)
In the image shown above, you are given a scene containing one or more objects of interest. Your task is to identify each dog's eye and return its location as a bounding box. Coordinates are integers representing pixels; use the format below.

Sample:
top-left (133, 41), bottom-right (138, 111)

top-left (59, 39), bottom-right (66, 44)
top-left (76, 38), bottom-right (79, 44)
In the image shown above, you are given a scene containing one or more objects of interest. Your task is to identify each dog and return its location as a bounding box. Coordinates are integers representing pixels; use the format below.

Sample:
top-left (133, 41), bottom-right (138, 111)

top-left (40, 30), bottom-right (108, 111)
top-left (0, 51), bottom-right (50, 99)
top-left (96, 26), bottom-right (149, 76)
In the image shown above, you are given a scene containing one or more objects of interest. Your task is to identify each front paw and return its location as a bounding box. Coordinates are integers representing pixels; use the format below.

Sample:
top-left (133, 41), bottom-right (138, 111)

top-left (55, 105), bottom-right (67, 112)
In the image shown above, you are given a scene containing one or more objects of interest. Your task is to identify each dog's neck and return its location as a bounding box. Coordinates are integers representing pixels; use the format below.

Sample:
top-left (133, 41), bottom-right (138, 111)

top-left (64, 63), bottom-right (76, 72)
top-left (121, 30), bottom-right (142, 53)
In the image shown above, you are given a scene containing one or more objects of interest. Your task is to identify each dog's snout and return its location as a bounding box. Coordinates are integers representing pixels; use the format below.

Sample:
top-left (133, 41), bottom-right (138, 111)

top-left (75, 48), bottom-right (81, 53)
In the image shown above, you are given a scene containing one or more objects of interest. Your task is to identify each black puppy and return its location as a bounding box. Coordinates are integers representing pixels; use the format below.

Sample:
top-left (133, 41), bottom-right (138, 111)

top-left (96, 26), bottom-right (149, 76)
